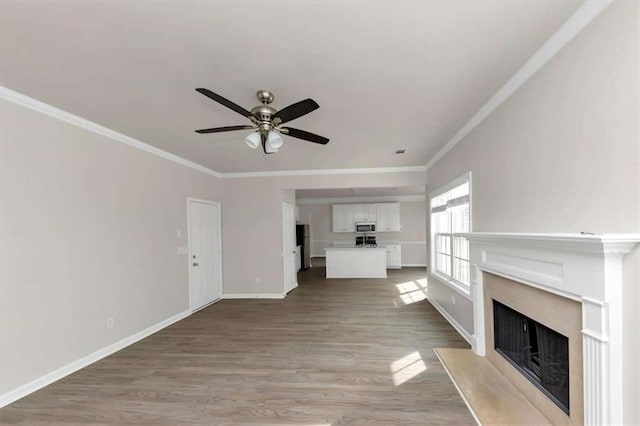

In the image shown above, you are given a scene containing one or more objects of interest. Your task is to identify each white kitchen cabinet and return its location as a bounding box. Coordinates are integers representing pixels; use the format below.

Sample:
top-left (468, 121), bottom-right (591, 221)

top-left (333, 204), bottom-right (357, 233)
top-left (387, 203), bottom-right (400, 231)
top-left (351, 204), bottom-right (376, 222)
top-left (294, 205), bottom-right (300, 222)
top-left (344, 206), bottom-right (356, 232)
top-left (386, 244), bottom-right (402, 269)
top-left (376, 204), bottom-right (390, 231)
top-left (375, 203), bottom-right (401, 232)
top-left (332, 205), bottom-right (348, 232)
top-left (366, 204), bottom-right (377, 221)
top-left (332, 202), bottom-right (400, 233)
top-left (352, 205), bottom-right (368, 222)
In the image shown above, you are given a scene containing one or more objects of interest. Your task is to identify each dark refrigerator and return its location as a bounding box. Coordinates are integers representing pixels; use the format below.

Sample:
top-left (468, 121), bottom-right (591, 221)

top-left (296, 224), bottom-right (311, 270)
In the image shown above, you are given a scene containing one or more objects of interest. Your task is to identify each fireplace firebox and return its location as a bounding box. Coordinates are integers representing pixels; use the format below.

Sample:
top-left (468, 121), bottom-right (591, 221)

top-left (493, 299), bottom-right (570, 414)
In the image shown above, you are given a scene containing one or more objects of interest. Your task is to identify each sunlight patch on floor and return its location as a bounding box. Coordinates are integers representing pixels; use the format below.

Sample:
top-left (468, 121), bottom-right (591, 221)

top-left (400, 291), bottom-right (426, 304)
top-left (396, 280), bottom-right (428, 305)
top-left (390, 351), bottom-right (427, 386)
top-left (396, 281), bottom-right (419, 293)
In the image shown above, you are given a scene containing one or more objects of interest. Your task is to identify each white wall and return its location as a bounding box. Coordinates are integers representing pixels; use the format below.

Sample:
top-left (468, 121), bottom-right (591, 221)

top-left (221, 171), bottom-right (427, 295)
top-left (298, 201), bottom-right (427, 266)
top-left (425, 3), bottom-right (639, 423)
top-left (0, 99), bottom-right (223, 396)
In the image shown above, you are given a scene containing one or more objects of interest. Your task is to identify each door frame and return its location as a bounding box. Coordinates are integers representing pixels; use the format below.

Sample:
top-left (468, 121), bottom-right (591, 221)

top-left (282, 202), bottom-right (298, 294)
top-left (187, 197), bottom-right (223, 312)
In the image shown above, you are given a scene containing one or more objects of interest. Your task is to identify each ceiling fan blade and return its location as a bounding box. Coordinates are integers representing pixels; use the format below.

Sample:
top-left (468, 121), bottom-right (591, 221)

top-left (281, 127), bottom-right (330, 145)
top-left (273, 99), bottom-right (319, 124)
top-left (195, 88), bottom-right (253, 118)
top-left (195, 125), bottom-right (254, 134)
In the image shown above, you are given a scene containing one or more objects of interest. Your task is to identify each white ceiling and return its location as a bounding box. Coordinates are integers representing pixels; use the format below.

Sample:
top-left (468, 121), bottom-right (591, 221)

top-left (0, 1), bottom-right (581, 173)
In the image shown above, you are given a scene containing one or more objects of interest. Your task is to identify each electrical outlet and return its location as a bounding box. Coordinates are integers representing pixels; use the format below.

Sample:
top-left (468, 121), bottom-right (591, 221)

top-left (451, 296), bottom-right (456, 305)
top-left (106, 317), bottom-right (115, 329)
top-left (255, 277), bottom-right (261, 284)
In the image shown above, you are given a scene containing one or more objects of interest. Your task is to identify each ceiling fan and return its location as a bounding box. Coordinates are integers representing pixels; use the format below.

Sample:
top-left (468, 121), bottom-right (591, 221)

top-left (195, 89), bottom-right (330, 154)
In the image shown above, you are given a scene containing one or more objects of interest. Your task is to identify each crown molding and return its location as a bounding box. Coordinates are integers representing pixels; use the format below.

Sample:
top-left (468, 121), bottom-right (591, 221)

top-left (0, 86), bottom-right (224, 178)
top-left (424, 0), bottom-right (612, 171)
top-left (297, 194), bottom-right (425, 205)
top-left (220, 166), bottom-right (427, 178)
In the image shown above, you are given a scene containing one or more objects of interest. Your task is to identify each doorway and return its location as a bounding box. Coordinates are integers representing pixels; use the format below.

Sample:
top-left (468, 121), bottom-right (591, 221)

top-left (188, 198), bottom-right (223, 311)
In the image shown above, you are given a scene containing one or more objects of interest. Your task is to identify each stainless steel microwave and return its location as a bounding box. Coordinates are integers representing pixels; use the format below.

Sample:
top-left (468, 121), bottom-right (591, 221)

top-left (355, 222), bottom-right (376, 233)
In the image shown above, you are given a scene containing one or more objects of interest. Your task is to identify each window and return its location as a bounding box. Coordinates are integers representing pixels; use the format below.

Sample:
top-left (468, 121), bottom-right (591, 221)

top-left (430, 173), bottom-right (471, 293)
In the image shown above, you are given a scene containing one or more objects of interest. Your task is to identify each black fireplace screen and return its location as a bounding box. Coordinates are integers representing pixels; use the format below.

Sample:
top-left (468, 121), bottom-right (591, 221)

top-left (493, 299), bottom-right (570, 414)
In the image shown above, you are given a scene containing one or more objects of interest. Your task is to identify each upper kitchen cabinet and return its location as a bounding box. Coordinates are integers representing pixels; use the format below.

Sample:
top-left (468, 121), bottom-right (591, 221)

top-left (376, 203), bottom-right (400, 232)
top-left (351, 204), bottom-right (376, 222)
top-left (332, 203), bottom-right (400, 233)
top-left (352, 205), bottom-right (367, 222)
top-left (332, 204), bottom-right (349, 232)
top-left (344, 207), bottom-right (356, 232)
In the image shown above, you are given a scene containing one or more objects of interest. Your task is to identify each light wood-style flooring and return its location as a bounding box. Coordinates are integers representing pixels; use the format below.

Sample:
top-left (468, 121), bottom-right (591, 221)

top-left (1, 261), bottom-right (473, 425)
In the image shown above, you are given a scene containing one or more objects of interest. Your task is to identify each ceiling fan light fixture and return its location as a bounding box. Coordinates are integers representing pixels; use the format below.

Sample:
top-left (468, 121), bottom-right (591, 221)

top-left (244, 131), bottom-right (261, 149)
top-left (266, 130), bottom-right (284, 152)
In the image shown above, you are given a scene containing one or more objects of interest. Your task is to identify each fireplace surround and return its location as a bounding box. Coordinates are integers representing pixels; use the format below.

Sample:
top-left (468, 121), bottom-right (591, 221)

top-left (459, 233), bottom-right (640, 425)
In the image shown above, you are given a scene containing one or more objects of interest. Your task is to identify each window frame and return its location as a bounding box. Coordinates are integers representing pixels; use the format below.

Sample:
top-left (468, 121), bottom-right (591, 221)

top-left (429, 172), bottom-right (472, 299)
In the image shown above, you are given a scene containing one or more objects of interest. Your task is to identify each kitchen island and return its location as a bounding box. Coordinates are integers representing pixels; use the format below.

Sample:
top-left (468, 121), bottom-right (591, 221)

top-left (325, 247), bottom-right (387, 278)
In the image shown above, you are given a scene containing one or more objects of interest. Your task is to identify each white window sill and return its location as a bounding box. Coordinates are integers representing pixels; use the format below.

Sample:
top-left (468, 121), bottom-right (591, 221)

top-left (429, 271), bottom-right (472, 301)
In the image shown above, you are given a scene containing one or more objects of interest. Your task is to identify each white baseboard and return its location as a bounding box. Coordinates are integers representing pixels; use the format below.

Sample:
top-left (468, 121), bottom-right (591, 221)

top-left (402, 263), bottom-right (427, 267)
top-left (426, 296), bottom-right (473, 345)
top-left (222, 293), bottom-right (285, 299)
top-left (0, 309), bottom-right (191, 408)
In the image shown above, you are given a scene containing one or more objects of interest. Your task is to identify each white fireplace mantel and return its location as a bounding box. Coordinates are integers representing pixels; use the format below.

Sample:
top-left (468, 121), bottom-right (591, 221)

top-left (458, 232), bottom-right (640, 426)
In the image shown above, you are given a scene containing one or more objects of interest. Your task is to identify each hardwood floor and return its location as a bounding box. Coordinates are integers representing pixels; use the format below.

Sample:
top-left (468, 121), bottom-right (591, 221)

top-left (1, 261), bottom-right (473, 425)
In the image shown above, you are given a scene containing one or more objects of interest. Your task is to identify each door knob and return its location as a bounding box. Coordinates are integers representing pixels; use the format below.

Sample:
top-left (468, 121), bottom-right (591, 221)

top-left (193, 262), bottom-right (199, 267)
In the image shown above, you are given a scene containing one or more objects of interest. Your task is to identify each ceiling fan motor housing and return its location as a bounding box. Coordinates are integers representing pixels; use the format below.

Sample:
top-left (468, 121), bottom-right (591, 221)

top-left (253, 90), bottom-right (278, 133)
top-left (251, 105), bottom-right (277, 123)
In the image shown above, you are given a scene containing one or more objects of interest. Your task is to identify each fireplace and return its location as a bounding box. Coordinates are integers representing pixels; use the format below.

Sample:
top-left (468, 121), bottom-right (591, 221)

top-left (459, 232), bottom-right (640, 425)
top-left (493, 299), bottom-right (569, 414)
top-left (483, 272), bottom-right (582, 424)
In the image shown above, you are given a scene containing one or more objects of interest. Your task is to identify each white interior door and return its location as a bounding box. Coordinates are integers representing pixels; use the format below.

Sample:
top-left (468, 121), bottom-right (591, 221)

top-left (283, 202), bottom-right (297, 294)
top-left (188, 199), bottom-right (222, 311)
